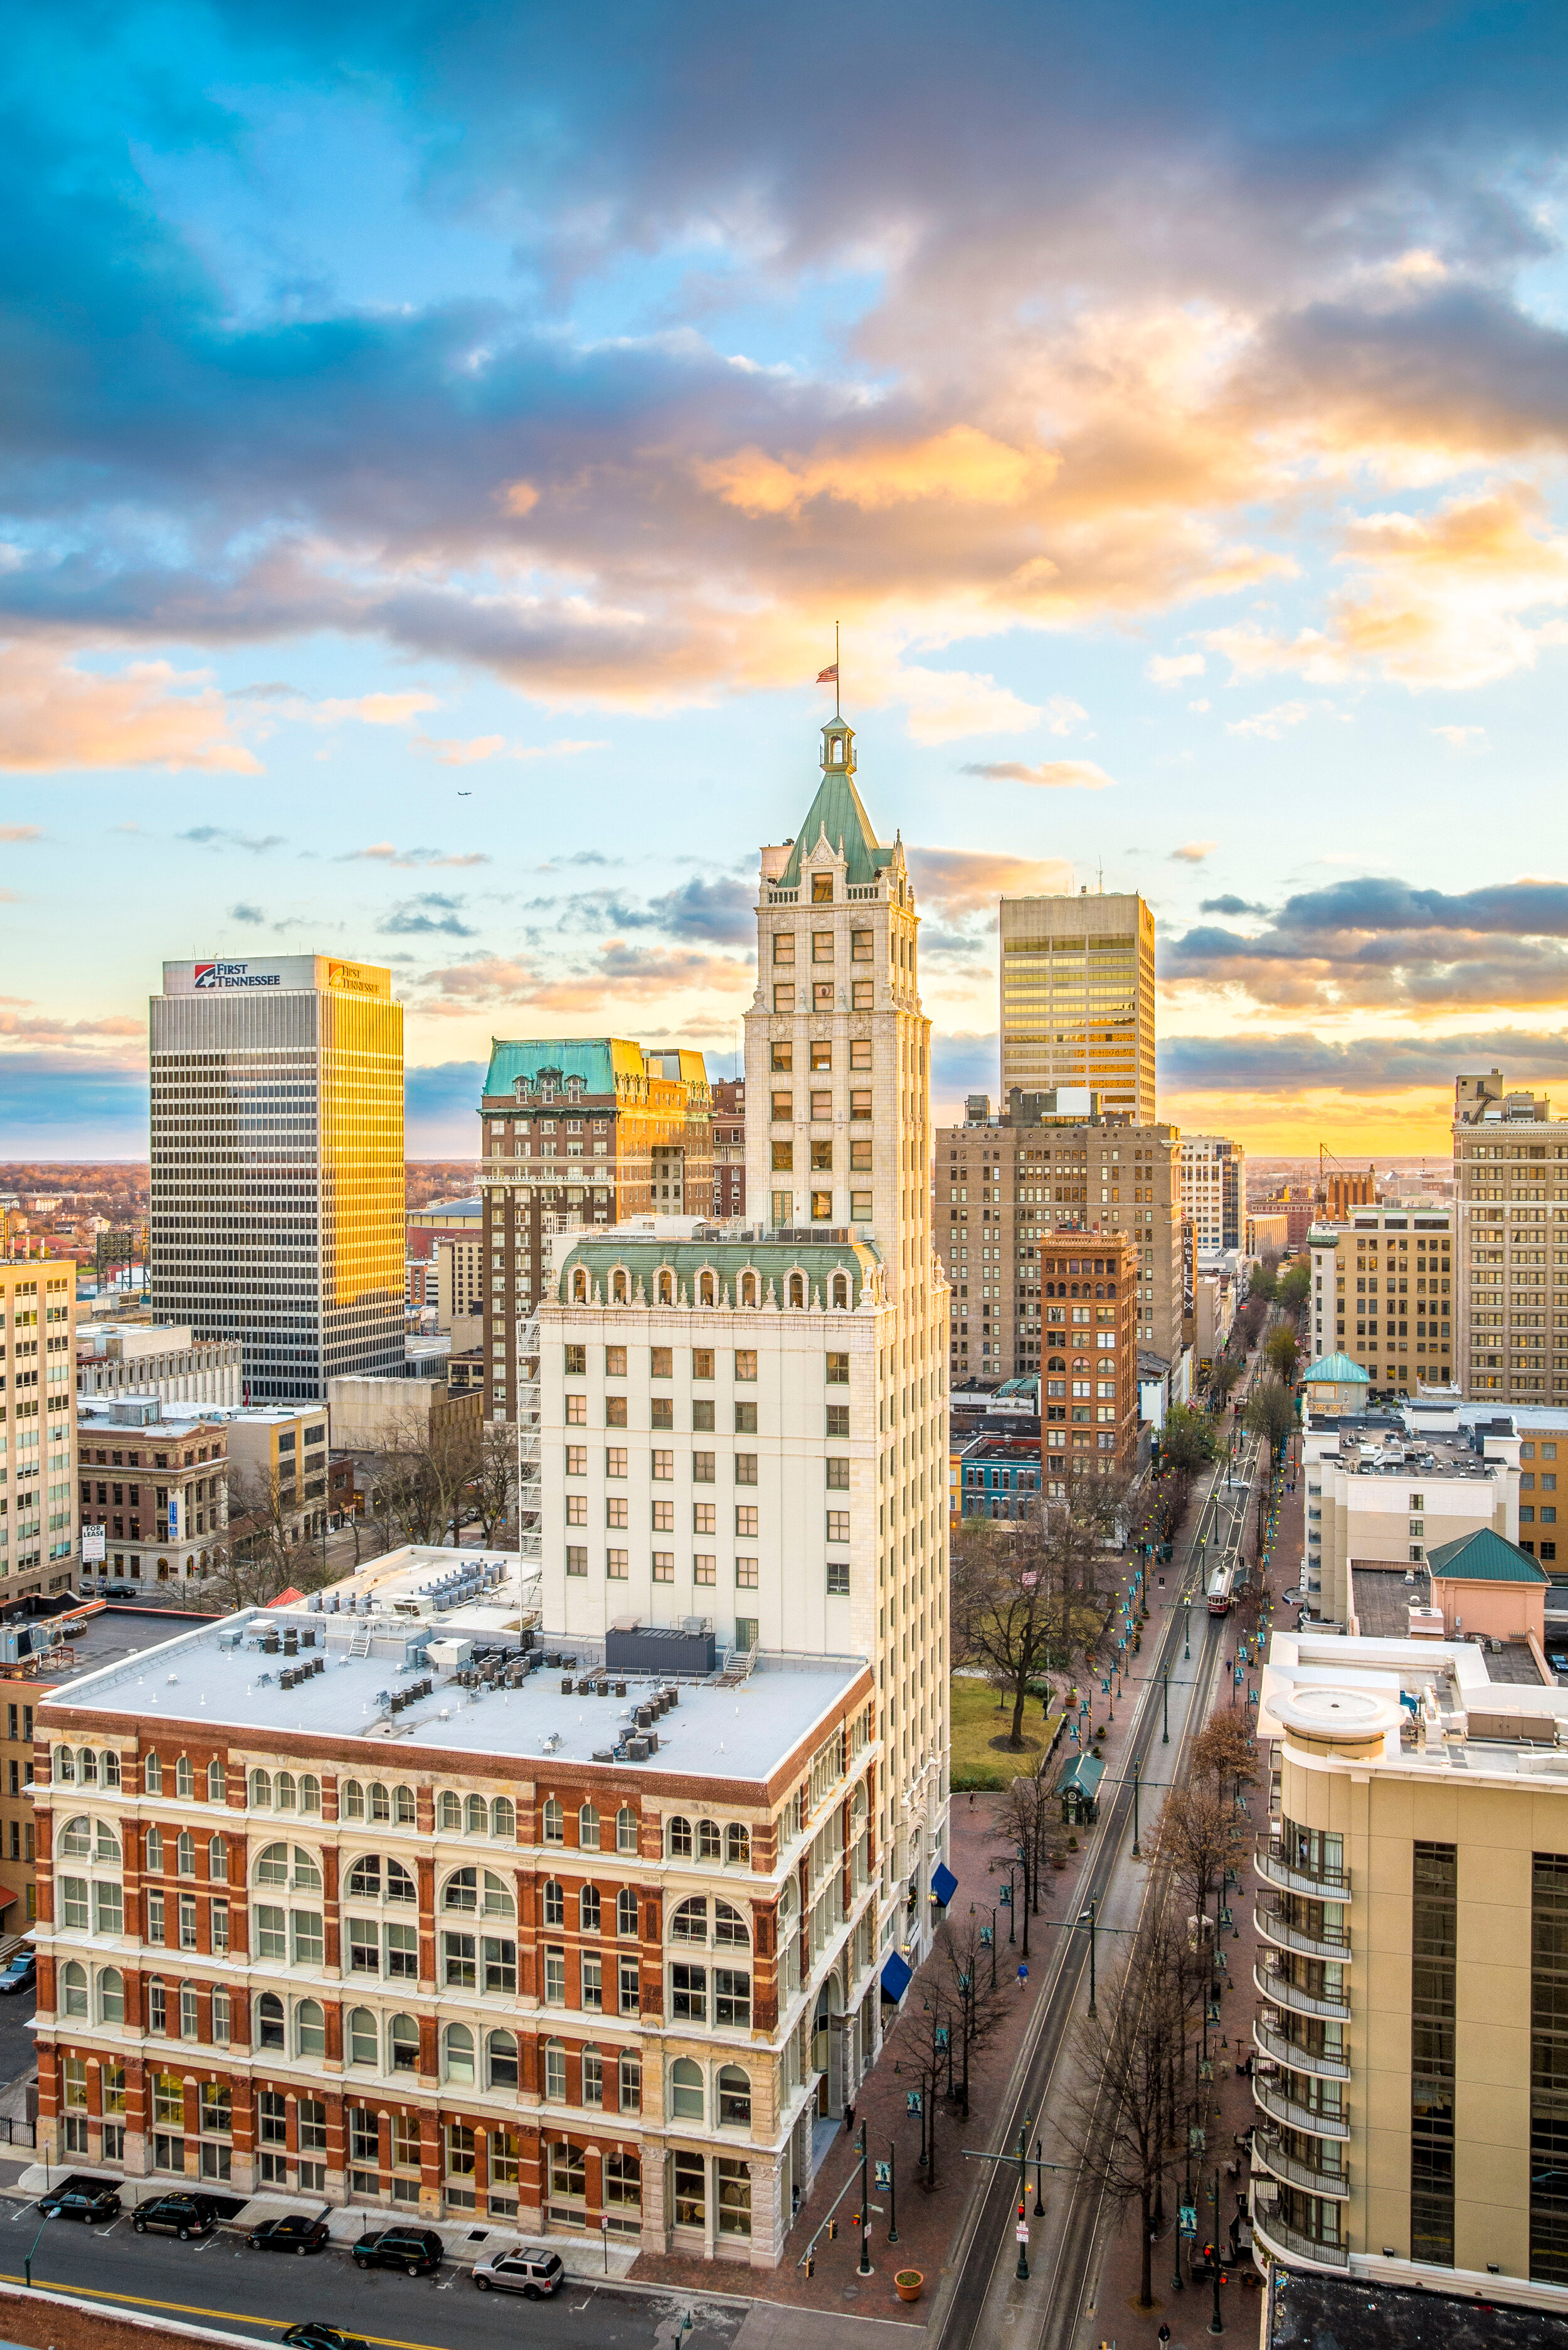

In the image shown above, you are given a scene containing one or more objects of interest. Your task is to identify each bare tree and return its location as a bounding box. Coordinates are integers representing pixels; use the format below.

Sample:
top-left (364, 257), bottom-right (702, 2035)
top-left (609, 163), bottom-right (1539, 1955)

top-left (992, 1770), bottom-right (1064, 1945)
top-left (1150, 1779), bottom-right (1239, 1930)
top-left (894, 1975), bottom-right (958, 2190)
top-left (938, 1909), bottom-right (1010, 2118)
top-left (1189, 1709), bottom-right (1258, 1802)
top-left (955, 1474), bottom-right (1131, 1747)
top-left (1244, 1373), bottom-right (1296, 1470)
top-left (470, 1422), bottom-right (516, 1546)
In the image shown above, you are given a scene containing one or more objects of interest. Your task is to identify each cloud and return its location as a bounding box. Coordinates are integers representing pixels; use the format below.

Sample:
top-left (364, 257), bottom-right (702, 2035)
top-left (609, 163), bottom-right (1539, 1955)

top-left (412, 733), bottom-right (506, 765)
top-left (343, 843), bottom-right (490, 870)
top-left (0, 825), bottom-right (41, 843)
top-left (1160, 1026), bottom-right (1568, 1095)
top-left (1170, 840), bottom-right (1217, 863)
top-left (640, 875), bottom-right (756, 945)
top-left (415, 938), bottom-right (752, 1014)
top-left (0, 646), bottom-right (260, 774)
top-left (1199, 894), bottom-right (1269, 917)
top-left (1147, 652), bottom-right (1206, 685)
top-left (1225, 700), bottom-right (1311, 740)
top-left (311, 693), bottom-right (440, 726)
top-left (378, 893), bottom-right (479, 938)
top-left (181, 826), bottom-right (285, 853)
top-left (230, 901), bottom-right (266, 924)
top-left (1433, 724), bottom-right (1488, 749)
top-left (906, 847), bottom-right (1074, 920)
top-left (899, 668), bottom-right (1042, 743)
top-left (960, 759), bottom-right (1115, 789)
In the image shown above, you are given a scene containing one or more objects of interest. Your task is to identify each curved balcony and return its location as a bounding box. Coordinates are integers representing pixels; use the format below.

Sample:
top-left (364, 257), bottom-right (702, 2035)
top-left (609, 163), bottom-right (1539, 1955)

top-left (1252, 2074), bottom-right (1350, 2142)
top-left (1254, 1904), bottom-right (1352, 1965)
top-left (1255, 1962), bottom-right (1350, 2021)
top-left (1251, 2133), bottom-right (1351, 2202)
top-left (1249, 2194), bottom-right (1349, 2272)
top-left (1254, 2017), bottom-right (1350, 2082)
top-left (1256, 1848), bottom-right (1351, 1903)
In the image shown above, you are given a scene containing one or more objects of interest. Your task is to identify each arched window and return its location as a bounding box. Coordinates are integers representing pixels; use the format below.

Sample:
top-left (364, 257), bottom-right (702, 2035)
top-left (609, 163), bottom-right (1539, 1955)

top-left (95, 1822), bottom-right (119, 1863)
top-left (670, 2057), bottom-right (703, 2119)
top-left (206, 1758), bottom-right (225, 1802)
top-left (486, 2028), bottom-right (519, 2089)
top-left (144, 1753), bottom-right (162, 1796)
top-left (698, 1819), bottom-right (723, 1862)
top-left (657, 1270), bottom-right (674, 1305)
top-left (571, 1268), bottom-right (588, 1304)
top-left (176, 1756), bottom-right (194, 1800)
top-left (578, 1801), bottom-right (600, 1851)
top-left (389, 2014), bottom-right (419, 2072)
top-left (275, 1772), bottom-right (297, 1813)
top-left (366, 1782), bottom-right (389, 1823)
top-left (54, 1748), bottom-right (74, 1785)
top-left (718, 2065), bottom-right (751, 2125)
top-left (393, 1784), bottom-right (416, 1825)
top-left (249, 1768), bottom-right (272, 1809)
top-left (102, 1752), bottom-right (121, 1792)
top-left (98, 1966), bottom-right (124, 2024)
top-left (176, 1831), bottom-right (195, 1878)
top-left (459, 1794), bottom-right (482, 1836)
top-left (257, 1993), bottom-right (285, 2050)
top-left (542, 1797), bottom-right (564, 1844)
top-left (617, 1888), bottom-right (639, 1937)
top-left (699, 1272), bottom-right (716, 1307)
top-left (254, 1842), bottom-right (320, 1892)
top-left (667, 1816), bottom-right (692, 1859)
top-left (443, 1867), bottom-right (514, 1919)
top-left (714, 1899), bottom-right (750, 1947)
top-left (671, 1896), bottom-right (708, 1943)
top-left (444, 2022), bottom-right (475, 2084)
top-left (341, 1779), bottom-right (364, 1821)
top-left (298, 1774), bottom-right (321, 1816)
top-left (789, 1273), bottom-right (806, 1309)
top-left (144, 1826), bottom-right (164, 1873)
top-left (726, 1823), bottom-right (750, 1866)
top-left (833, 1272), bottom-right (850, 1307)
top-left (543, 1879), bottom-right (565, 1928)
top-left (741, 1273), bottom-right (758, 1307)
top-left (439, 1791), bottom-right (462, 1832)
top-left (296, 1998), bottom-right (326, 2057)
top-left (59, 1817), bottom-right (92, 1859)
top-left (347, 2008), bottom-right (378, 2067)
top-left (60, 1960), bottom-right (87, 2016)
top-left (490, 1797), bottom-right (516, 1841)
top-left (617, 1806), bottom-right (639, 1855)
top-left (347, 1855), bottom-right (381, 1900)
top-left (580, 1885), bottom-right (601, 1934)
top-left (208, 1834), bottom-right (228, 1881)
top-left (612, 1270), bottom-right (628, 1304)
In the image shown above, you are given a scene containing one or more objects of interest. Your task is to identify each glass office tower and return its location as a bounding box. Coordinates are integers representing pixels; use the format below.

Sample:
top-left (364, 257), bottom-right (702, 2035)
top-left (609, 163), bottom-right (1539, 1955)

top-left (150, 957), bottom-right (404, 1400)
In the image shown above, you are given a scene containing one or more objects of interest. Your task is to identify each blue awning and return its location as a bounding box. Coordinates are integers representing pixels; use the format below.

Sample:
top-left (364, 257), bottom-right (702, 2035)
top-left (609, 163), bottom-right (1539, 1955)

top-left (881, 1951), bottom-right (913, 2002)
top-left (931, 1861), bottom-right (958, 1906)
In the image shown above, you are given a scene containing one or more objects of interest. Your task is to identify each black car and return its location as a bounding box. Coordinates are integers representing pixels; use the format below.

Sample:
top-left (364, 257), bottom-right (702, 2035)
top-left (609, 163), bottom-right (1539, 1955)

top-left (249, 2213), bottom-right (331, 2256)
top-left (133, 2193), bottom-right (219, 2241)
top-left (0, 1952), bottom-right (36, 1995)
top-left (352, 2225), bottom-right (444, 2277)
top-left (39, 2183), bottom-right (121, 2224)
top-left (283, 2329), bottom-right (368, 2350)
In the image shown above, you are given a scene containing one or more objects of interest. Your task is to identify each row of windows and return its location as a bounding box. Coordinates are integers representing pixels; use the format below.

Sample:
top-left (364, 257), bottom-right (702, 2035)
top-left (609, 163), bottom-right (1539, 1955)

top-left (772, 927), bottom-right (877, 964)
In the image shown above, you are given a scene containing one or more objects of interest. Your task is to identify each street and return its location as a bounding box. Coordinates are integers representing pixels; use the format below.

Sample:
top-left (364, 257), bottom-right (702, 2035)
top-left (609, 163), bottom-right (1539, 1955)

top-left (0, 2211), bottom-right (748, 2350)
top-left (0, 1988), bottom-right (36, 2100)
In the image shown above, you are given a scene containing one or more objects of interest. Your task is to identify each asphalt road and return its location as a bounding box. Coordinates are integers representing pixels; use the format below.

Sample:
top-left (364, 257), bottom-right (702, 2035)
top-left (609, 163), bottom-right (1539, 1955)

top-left (0, 2210), bottom-right (748, 2350)
top-left (0, 1986), bottom-right (36, 2098)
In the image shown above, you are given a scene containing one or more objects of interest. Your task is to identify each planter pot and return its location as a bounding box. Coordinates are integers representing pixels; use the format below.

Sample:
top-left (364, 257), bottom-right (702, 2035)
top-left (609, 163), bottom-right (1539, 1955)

top-left (895, 2271), bottom-right (924, 2303)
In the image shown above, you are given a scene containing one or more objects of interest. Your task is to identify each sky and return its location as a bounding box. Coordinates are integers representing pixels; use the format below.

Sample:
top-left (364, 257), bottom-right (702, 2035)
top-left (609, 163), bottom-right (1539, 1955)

top-left (5, 0), bottom-right (1568, 1161)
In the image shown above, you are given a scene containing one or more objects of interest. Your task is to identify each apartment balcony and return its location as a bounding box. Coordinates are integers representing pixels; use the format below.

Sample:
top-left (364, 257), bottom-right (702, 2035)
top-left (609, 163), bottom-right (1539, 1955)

top-left (1252, 2073), bottom-right (1350, 2142)
top-left (1255, 1847), bottom-right (1351, 1903)
top-left (1251, 2134), bottom-right (1350, 2203)
top-left (1249, 2193), bottom-right (1349, 2271)
top-left (1253, 2016), bottom-right (1350, 2082)
top-left (1253, 1903), bottom-right (1352, 1966)
top-left (1254, 1962), bottom-right (1350, 2021)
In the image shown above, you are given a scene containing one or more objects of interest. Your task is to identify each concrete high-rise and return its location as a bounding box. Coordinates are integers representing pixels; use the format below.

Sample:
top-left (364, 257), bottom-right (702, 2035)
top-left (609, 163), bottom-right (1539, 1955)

top-left (150, 956), bottom-right (403, 1402)
top-left (1453, 1068), bottom-right (1568, 1407)
top-left (0, 1258), bottom-right (77, 1602)
top-left (1181, 1132), bottom-right (1245, 1256)
top-left (999, 891), bottom-right (1155, 1120)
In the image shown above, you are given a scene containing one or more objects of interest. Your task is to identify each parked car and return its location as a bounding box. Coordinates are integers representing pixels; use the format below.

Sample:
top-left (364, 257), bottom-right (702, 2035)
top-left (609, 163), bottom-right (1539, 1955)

top-left (282, 2329), bottom-right (368, 2350)
top-left (0, 1951), bottom-right (36, 1994)
top-left (39, 2183), bottom-right (121, 2224)
top-left (352, 2225), bottom-right (444, 2277)
top-left (472, 2246), bottom-right (566, 2300)
top-left (249, 2214), bottom-right (331, 2256)
top-left (132, 2192), bottom-right (219, 2240)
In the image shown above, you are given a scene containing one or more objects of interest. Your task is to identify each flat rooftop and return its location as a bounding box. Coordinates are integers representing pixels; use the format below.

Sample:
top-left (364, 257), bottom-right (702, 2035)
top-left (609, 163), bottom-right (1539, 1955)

top-left (16, 1605), bottom-right (220, 1691)
top-left (1314, 1432), bottom-right (1499, 1480)
top-left (41, 1608), bottom-right (866, 1783)
top-left (1273, 2267), bottom-right (1568, 2350)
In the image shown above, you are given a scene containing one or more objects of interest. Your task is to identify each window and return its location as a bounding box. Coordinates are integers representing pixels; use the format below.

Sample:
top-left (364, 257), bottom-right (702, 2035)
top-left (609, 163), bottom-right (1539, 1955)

top-left (348, 2007), bottom-right (378, 2067)
top-left (726, 1822), bottom-right (751, 1866)
top-left (59, 1876), bottom-right (88, 1931)
top-left (208, 1833), bottom-right (229, 1881)
top-left (581, 1883), bottom-right (602, 1933)
top-left (717, 2157), bottom-right (752, 2238)
top-left (543, 1796), bottom-right (564, 1842)
top-left (487, 2027), bottom-right (519, 2088)
top-left (176, 1755), bottom-right (194, 1800)
top-left (60, 1959), bottom-right (87, 2016)
top-left (177, 1830), bottom-right (195, 1878)
top-left (296, 1997), bottom-right (326, 2057)
top-left (544, 2041), bottom-right (567, 2102)
top-left (207, 1758), bottom-right (225, 1802)
top-left (671, 2056), bottom-right (704, 2119)
top-left (99, 1965), bottom-right (124, 2023)
top-left (672, 1962), bottom-right (706, 2021)
top-left (827, 1560), bottom-right (850, 1596)
top-left (736, 1506), bottom-right (758, 1537)
top-left (583, 2048), bottom-right (604, 2107)
top-left (256, 1992), bottom-right (283, 2048)
top-left (445, 2023), bottom-right (475, 2083)
top-left (714, 1968), bottom-right (751, 2027)
top-left (735, 1350), bottom-right (757, 1381)
top-left (718, 2065), bottom-right (751, 2125)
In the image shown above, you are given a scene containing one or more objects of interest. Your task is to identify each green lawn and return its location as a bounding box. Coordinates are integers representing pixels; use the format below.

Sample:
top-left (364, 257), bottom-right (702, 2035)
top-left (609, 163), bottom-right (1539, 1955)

top-left (950, 1674), bottom-right (1064, 1790)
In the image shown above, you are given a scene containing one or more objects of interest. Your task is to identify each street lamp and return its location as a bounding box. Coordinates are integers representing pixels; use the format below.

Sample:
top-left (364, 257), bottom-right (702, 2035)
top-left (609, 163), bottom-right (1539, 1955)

top-left (971, 1901), bottom-right (999, 1991)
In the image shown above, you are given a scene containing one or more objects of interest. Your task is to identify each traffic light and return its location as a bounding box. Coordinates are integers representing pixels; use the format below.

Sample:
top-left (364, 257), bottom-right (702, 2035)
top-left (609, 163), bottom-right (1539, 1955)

top-left (827, 2219), bottom-right (838, 2240)
top-left (805, 2255), bottom-right (815, 2278)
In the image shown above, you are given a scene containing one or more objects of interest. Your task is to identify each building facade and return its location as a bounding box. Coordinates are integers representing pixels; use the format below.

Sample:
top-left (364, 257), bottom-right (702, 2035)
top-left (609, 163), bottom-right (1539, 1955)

top-left (1453, 1070), bottom-right (1568, 1408)
top-left (1181, 1134), bottom-right (1245, 1256)
top-left (478, 1043), bottom-right (712, 1425)
top-left (998, 891), bottom-right (1155, 1119)
top-left (1300, 1417), bottom-right (1518, 1625)
top-left (149, 956), bottom-right (405, 1402)
top-left (78, 1324), bottom-right (243, 1413)
top-left (711, 1082), bottom-right (746, 1220)
top-left (0, 1260), bottom-right (78, 1601)
top-left (77, 1402), bottom-right (230, 1588)
top-left (936, 1107), bottom-right (1181, 1383)
top-left (30, 1574), bottom-right (880, 2267)
top-left (1307, 1208), bottom-right (1454, 1395)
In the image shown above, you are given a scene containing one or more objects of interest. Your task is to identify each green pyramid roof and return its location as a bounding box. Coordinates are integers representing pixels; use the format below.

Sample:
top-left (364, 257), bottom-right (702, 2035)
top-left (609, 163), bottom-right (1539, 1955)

top-left (778, 718), bottom-right (892, 890)
top-left (1426, 1526), bottom-right (1549, 1585)
top-left (1301, 1352), bottom-right (1370, 1384)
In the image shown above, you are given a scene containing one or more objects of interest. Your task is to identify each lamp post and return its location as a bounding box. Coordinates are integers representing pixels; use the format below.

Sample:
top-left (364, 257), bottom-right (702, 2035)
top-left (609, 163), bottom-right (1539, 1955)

top-left (1079, 1897), bottom-right (1099, 2016)
top-left (1162, 1667), bottom-right (1170, 1745)
top-left (972, 1901), bottom-right (999, 1991)
top-left (1131, 1759), bottom-right (1142, 1859)
top-left (1184, 1600), bottom-right (1192, 1661)
top-left (1208, 2167), bottom-right (1224, 2334)
top-left (857, 2119), bottom-right (872, 2276)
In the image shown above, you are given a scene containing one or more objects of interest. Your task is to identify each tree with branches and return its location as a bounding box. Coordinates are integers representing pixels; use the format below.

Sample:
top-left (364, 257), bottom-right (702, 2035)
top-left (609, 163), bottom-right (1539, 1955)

top-left (1277, 1258), bottom-right (1311, 1314)
top-left (1245, 1374), bottom-right (1296, 1470)
top-left (938, 1910), bottom-right (1009, 2118)
top-left (1160, 1404), bottom-right (1219, 1477)
top-left (1189, 1708), bottom-right (1259, 1802)
top-left (1264, 1324), bottom-right (1301, 1384)
top-left (951, 1475), bottom-right (1126, 1748)
top-left (1151, 1777), bottom-right (1240, 1932)
top-left (992, 1769), bottom-right (1064, 1944)
top-left (1208, 1354), bottom-right (1242, 1410)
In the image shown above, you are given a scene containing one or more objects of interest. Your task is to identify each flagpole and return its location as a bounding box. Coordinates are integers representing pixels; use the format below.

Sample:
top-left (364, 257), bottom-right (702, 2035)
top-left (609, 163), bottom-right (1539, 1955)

top-left (835, 620), bottom-right (840, 717)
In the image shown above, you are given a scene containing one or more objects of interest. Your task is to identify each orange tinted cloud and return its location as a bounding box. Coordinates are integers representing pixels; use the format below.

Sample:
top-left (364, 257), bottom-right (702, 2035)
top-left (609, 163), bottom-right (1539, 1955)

top-left (0, 645), bottom-right (260, 774)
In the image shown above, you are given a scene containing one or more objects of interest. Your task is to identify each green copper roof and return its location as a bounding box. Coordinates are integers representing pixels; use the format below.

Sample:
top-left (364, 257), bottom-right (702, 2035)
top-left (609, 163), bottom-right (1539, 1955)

top-left (556, 1235), bottom-right (879, 1308)
top-left (483, 1038), bottom-right (653, 1098)
top-left (1301, 1352), bottom-right (1370, 1384)
top-left (777, 720), bottom-right (893, 890)
top-left (1426, 1527), bottom-right (1549, 1585)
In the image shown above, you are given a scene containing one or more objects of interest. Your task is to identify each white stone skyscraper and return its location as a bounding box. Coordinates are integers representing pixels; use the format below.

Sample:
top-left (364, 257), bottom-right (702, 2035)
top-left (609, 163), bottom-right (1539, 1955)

top-left (150, 955), bottom-right (404, 1401)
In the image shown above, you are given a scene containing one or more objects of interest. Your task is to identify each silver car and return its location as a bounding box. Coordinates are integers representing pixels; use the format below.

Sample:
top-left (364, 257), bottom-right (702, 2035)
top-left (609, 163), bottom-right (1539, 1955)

top-left (472, 2245), bottom-right (566, 2300)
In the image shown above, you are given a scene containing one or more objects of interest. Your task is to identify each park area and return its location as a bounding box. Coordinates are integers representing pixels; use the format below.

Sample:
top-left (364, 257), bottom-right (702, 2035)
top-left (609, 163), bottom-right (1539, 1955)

top-left (949, 1670), bottom-right (1063, 1789)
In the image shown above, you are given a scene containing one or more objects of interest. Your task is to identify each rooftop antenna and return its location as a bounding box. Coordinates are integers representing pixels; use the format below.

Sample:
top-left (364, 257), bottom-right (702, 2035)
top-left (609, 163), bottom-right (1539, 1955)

top-left (1097, 859), bottom-right (1104, 893)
